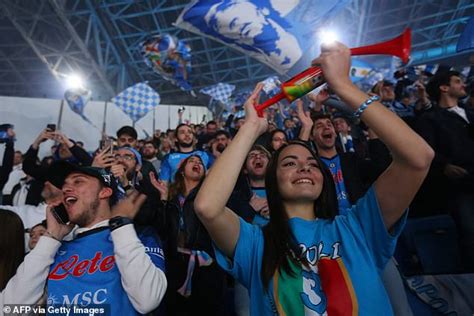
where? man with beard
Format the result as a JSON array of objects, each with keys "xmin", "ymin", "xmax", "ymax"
[
  {"xmin": 142, "ymin": 141, "xmax": 160, "ymax": 174},
  {"xmin": 159, "ymin": 124, "xmax": 214, "ymax": 185},
  {"xmin": 210, "ymin": 130, "xmax": 231, "ymax": 158},
  {"xmin": 417, "ymin": 71, "xmax": 474, "ymax": 270},
  {"xmin": 43, "ymin": 161, "xmax": 167, "ymax": 314},
  {"xmin": 112, "ymin": 146, "xmax": 143, "ymax": 189},
  {"xmin": 116, "ymin": 126, "xmax": 158, "ymax": 185},
  {"xmin": 197, "ymin": 120, "xmax": 218, "ymax": 150}
]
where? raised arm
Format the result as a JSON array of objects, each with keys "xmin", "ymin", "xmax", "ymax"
[
  {"xmin": 194, "ymin": 84, "xmax": 268, "ymax": 258},
  {"xmin": 313, "ymin": 43, "xmax": 434, "ymax": 230},
  {"xmin": 0, "ymin": 133, "xmax": 14, "ymax": 191}
]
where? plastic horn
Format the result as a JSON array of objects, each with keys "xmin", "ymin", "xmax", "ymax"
[{"xmin": 255, "ymin": 28, "xmax": 412, "ymax": 117}]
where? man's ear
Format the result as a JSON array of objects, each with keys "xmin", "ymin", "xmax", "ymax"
[
  {"xmin": 99, "ymin": 187, "xmax": 113, "ymax": 199},
  {"xmin": 440, "ymin": 84, "xmax": 450, "ymax": 93}
]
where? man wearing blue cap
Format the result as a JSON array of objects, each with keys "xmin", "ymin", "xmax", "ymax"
[
  {"xmin": 112, "ymin": 146, "xmax": 143, "ymax": 189},
  {"xmin": 38, "ymin": 161, "xmax": 167, "ymax": 315}
]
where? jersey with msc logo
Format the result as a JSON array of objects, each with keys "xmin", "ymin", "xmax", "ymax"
[{"xmin": 47, "ymin": 226, "xmax": 165, "ymax": 315}]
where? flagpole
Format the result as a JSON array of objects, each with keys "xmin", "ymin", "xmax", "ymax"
[
  {"xmin": 102, "ymin": 101, "xmax": 108, "ymax": 138},
  {"xmin": 57, "ymin": 99, "xmax": 65, "ymax": 131},
  {"xmin": 152, "ymin": 106, "xmax": 156, "ymax": 136},
  {"xmin": 167, "ymin": 105, "xmax": 170, "ymax": 130}
]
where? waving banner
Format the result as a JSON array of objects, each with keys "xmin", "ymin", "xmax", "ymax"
[
  {"xmin": 64, "ymin": 88, "xmax": 93, "ymax": 124},
  {"xmin": 176, "ymin": 0, "xmax": 350, "ymax": 74},
  {"xmin": 112, "ymin": 82, "xmax": 161, "ymax": 123},
  {"xmin": 140, "ymin": 34, "xmax": 193, "ymax": 93},
  {"xmin": 200, "ymin": 82, "xmax": 236, "ymax": 110}
]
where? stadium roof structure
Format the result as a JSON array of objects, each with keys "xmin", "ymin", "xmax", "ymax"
[{"xmin": 0, "ymin": 0, "xmax": 472, "ymax": 104}]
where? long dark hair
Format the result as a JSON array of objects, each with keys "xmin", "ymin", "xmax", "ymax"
[
  {"xmin": 0, "ymin": 210, "xmax": 25, "ymax": 290},
  {"xmin": 169, "ymin": 155, "xmax": 205, "ymax": 200},
  {"xmin": 261, "ymin": 141, "xmax": 338, "ymax": 288}
]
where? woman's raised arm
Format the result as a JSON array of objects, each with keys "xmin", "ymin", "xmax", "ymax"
[
  {"xmin": 313, "ymin": 42, "xmax": 434, "ymax": 230},
  {"xmin": 194, "ymin": 84, "xmax": 268, "ymax": 257}
]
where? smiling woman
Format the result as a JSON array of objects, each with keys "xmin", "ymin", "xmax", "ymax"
[{"xmin": 194, "ymin": 41, "xmax": 434, "ymax": 316}]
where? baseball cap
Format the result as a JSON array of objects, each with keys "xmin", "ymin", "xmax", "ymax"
[{"xmin": 48, "ymin": 161, "xmax": 119, "ymax": 203}]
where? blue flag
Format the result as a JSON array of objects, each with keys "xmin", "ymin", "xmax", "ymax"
[
  {"xmin": 139, "ymin": 34, "xmax": 193, "ymax": 92},
  {"xmin": 457, "ymin": 15, "xmax": 474, "ymax": 52},
  {"xmin": 112, "ymin": 82, "xmax": 161, "ymax": 122},
  {"xmin": 200, "ymin": 83, "xmax": 235, "ymax": 109},
  {"xmin": 262, "ymin": 76, "xmax": 281, "ymax": 97},
  {"xmin": 350, "ymin": 59, "xmax": 375, "ymax": 83},
  {"xmin": 176, "ymin": 0, "xmax": 350, "ymax": 74},
  {"xmin": 64, "ymin": 88, "xmax": 93, "ymax": 124}
]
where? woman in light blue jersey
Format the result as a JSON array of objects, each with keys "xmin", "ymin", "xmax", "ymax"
[{"xmin": 194, "ymin": 42, "xmax": 434, "ymax": 315}]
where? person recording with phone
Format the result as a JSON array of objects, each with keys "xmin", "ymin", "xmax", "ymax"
[
  {"xmin": 24, "ymin": 161, "xmax": 167, "ymax": 314},
  {"xmin": 22, "ymin": 126, "xmax": 92, "ymax": 183}
]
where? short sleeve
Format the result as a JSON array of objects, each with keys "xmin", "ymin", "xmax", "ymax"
[
  {"xmin": 347, "ymin": 186, "xmax": 407, "ymax": 273},
  {"xmin": 214, "ymin": 217, "xmax": 263, "ymax": 288}
]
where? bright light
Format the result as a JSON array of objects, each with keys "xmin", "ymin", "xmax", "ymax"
[
  {"xmin": 319, "ymin": 30, "xmax": 339, "ymax": 45},
  {"xmin": 65, "ymin": 74, "xmax": 84, "ymax": 89}
]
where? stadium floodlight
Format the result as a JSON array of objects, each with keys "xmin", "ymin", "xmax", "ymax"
[{"xmin": 65, "ymin": 74, "xmax": 84, "ymax": 90}]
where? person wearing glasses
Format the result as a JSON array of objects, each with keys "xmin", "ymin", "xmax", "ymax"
[{"xmin": 92, "ymin": 145, "xmax": 142, "ymax": 191}]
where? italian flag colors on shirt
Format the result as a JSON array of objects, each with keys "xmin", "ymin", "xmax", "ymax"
[{"xmin": 273, "ymin": 257, "xmax": 358, "ymax": 315}]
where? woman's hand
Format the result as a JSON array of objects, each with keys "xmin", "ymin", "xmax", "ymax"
[
  {"xmin": 244, "ymin": 83, "xmax": 268, "ymax": 136},
  {"xmin": 149, "ymin": 171, "xmax": 168, "ymax": 201},
  {"xmin": 311, "ymin": 42, "xmax": 353, "ymax": 95}
]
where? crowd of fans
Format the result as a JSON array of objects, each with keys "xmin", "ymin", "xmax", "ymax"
[{"xmin": 0, "ymin": 42, "xmax": 472, "ymax": 315}]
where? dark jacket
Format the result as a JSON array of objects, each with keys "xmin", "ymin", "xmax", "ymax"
[
  {"xmin": 411, "ymin": 106, "xmax": 474, "ymax": 215},
  {"xmin": 23, "ymin": 145, "xmax": 92, "ymax": 182},
  {"xmin": 416, "ymin": 106, "xmax": 474, "ymax": 179},
  {"xmin": 148, "ymin": 187, "xmax": 227, "ymax": 315},
  {"xmin": 0, "ymin": 140, "xmax": 14, "ymax": 191},
  {"xmin": 5, "ymin": 179, "xmax": 44, "ymax": 206}
]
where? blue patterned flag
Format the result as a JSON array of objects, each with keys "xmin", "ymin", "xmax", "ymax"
[
  {"xmin": 231, "ymin": 90, "xmax": 252, "ymax": 108},
  {"xmin": 64, "ymin": 88, "xmax": 93, "ymax": 124},
  {"xmin": 457, "ymin": 15, "xmax": 474, "ymax": 52},
  {"xmin": 200, "ymin": 83, "xmax": 235, "ymax": 108},
  {"xmin": 262, "ymin": 76, "xmax": 281, "ymax": 97},
  {"xmin": 176, "ymin": 0, "xmax": 350, "ymax": 74},
  {"xmin": 112, "ymin": 82, "xmax": 161, "ymax": 122},
  {"xmin": 139, "ymin": 34, "xmax": 193, "ymax": 92}
]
